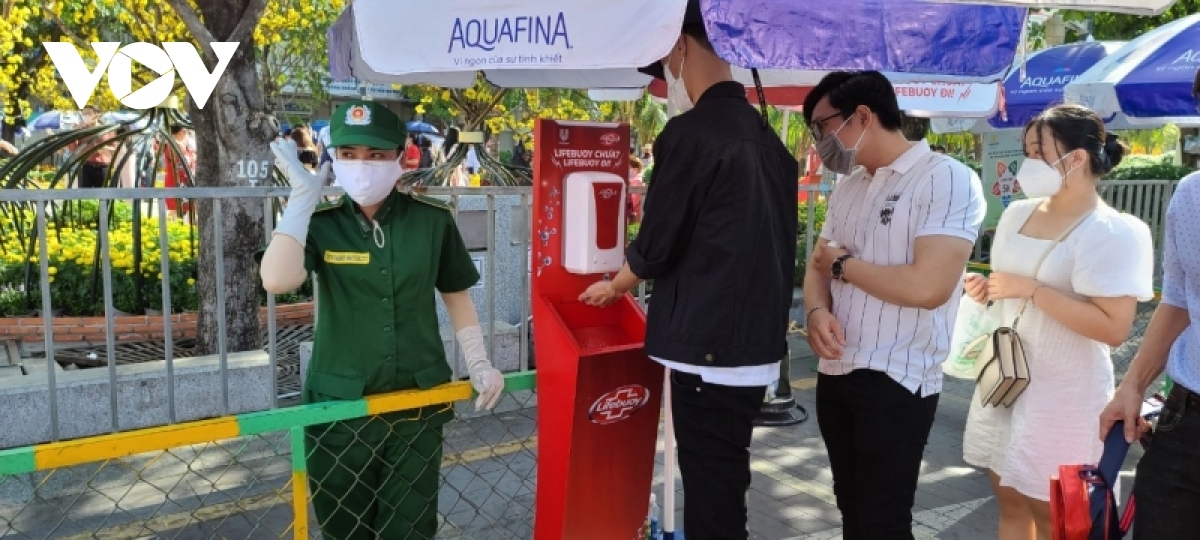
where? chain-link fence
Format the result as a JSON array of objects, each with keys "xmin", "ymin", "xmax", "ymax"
[{"xmin": 0, "ymin": 376, "xmax": 540, "ymax": 539}]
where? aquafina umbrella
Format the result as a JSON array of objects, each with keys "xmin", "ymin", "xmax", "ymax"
[
  {"xmin": 931, "ymin": 41, "xmax": 1129, "ymax": 134},
  {"xmin": 1065, "ymin": 13, "xmax": 1200, "ymax": 127}
]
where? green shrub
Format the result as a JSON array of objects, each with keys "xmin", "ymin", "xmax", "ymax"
[
  {"xmin": 1106, "ymin": 154, "xmax": 1193, "ymax": 181},
  {"xmin": 796, "ymin": 199, "xmax": 827, "ymax": 287}
]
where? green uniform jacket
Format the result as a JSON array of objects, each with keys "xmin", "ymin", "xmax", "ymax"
[{"xmin": 285, "ymin": 191, "xmax": 480, "ymax": 426}]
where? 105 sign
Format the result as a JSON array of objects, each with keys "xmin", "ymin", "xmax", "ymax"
[{"xmin": 44, "ymin": 42, "xmax": 239, "ymax": 110}]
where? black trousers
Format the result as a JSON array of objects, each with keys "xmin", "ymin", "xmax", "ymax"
[
  {"xmin": 79, "ymin": 162, "xmax": 107, "ymax": 188},
  {"xmin": 816, "ymin": 370, "xmax": 939, "ymax": 540},
  {"xmin": 671, "ymin": 370, "xmax": 765, "ymax": 540}
]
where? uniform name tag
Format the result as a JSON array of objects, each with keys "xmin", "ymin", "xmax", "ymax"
[{"xmin": 324, "ymin": 251, "xmax": 371, "ymax": 264}]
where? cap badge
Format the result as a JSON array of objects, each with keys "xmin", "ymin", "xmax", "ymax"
[{"xmin": 345, "ymin": 105, "xmax": 371, "ymax": 126}]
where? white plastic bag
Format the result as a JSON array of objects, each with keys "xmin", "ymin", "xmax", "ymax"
[{"xmin": 945, "ymin": 295, "xmax": 1001, "ymax": 379}]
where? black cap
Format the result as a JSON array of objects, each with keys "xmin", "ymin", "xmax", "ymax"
[{"xmin": 638, "ymin": 0, "xmax": 703, "ymax": 80}]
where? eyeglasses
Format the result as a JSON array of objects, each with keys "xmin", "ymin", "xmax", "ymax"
[{"xmin": 810, "ymin": 111, "xmax": 846, "ymax": 140}]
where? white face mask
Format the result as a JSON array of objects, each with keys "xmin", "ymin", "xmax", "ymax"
[
  {"xmin": 665, "ymin": 50, "xmax": 693, "ymax": 116},
  {"xmin": 1016, "ymin": 154, "xmax": 1075, "ymax": 199},
  {"xmin": 331, "ymin": 158, "xmax": 401, "ymax": 206}
]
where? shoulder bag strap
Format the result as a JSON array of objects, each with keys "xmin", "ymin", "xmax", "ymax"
[{"xmin": 1011, "ymin": 208, "xmax": 1096, "ymax": 329}]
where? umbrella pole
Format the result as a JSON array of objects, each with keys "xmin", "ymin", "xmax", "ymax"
[
  {"xmin": 780, "ymin": 109, "xmax": 791, "ymax": 141},
  {"xmin": 662, "ymin": 366, "xmax": 677, "ymax": 539}
]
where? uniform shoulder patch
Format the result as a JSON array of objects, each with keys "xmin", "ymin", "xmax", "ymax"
[
  {"xmin": 313, "ymin": 198, "xmax": 344, "ymax": 213},
  {"xmin": 410, "ymin": 194, "xmax": 453, "ymax": 211}
]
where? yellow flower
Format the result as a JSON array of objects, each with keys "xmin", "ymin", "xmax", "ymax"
[
  {"xmin": 187, "ymin": 278, "xmax": 196, "ymax": 286},
  {"xmin": 47, "ymin": 267, "xmax": 57, "ymax": 275}
]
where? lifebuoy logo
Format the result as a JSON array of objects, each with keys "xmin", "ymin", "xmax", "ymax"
[
  {"xmin": 588, "ymin": 385, "xmax": 651, "ymax": 425},
  {"xmin": 599, "ymin": 132, "xmax": 620, "ymax": 146},
  {"xmin": 598, "ymin": 187, "xmax": 618, "ymax": 199}
]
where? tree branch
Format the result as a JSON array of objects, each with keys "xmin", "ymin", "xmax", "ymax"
[
  {"xmin": 42, "ymin": 8, "xmax": 94, "ymax": 49},
  {"xmin": 162, "ymin": 0, "xmax": 217, "ymax": 55},
  {"xmin": 228, "ymin": 0, "xmax": 270, "ymax": 46}
]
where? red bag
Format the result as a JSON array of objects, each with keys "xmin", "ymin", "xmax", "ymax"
[{"xmin": 1050, "ymin": 422, "xmax": 1138, "ymax": 540}]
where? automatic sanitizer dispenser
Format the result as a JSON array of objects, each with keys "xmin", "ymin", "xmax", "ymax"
[{"xmin": 562, "ymin": 171, "xmax": 626, "ymax": 274}]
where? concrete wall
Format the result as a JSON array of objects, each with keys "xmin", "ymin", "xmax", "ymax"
[
  {"xmin": 434, "ymin": 195, "xmax": 530, "ymax": 329},
  {"xmin": 0, "ymin": 351, "xmax": 274, "ymax": 450}
]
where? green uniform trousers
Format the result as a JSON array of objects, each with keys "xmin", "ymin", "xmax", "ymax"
[{"xmin": 305, "ymin": 413, "xmax": 444, "ymax": 540}]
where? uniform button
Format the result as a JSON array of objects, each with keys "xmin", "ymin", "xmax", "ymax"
[
  {"xmin": 380, "ymin": 269, "xmax": 389, "ymax": 276},
  {"xmin": 382, "ymin": 297, "xmax": 389, "ymax": 303},
  {"xmin": 383, "ymin": 326, "xmax": 391, "ymax": 332},
  {"xmin": 704, "ymin": 354, "xmax": 715, "ymax": 363}
]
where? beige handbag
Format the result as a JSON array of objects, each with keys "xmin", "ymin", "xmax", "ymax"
[{"xmin": 973, "ymin": 210, "xmax": 1094, "ymax": 408}]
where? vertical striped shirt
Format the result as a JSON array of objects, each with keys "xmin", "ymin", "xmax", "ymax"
[
  {"xmin": 818, "ymin": 141, "xmax": 985, "ymax": 396},
  {"xmin": 1162, "ymin": 171, "xmax": 1200, "ymax": 394}
]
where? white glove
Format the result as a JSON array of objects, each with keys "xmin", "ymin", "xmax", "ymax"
[
  {"xmin": 270, "ymin": 139, "xmax": 330, "ymax": 246},
  {"xmin": 456, "ymin": 325, "xmax": 504, "ymax": 411}
]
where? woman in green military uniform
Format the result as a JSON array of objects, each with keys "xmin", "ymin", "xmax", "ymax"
[{"xmin": 260, "ymin": 101, "xmax": 504, "ymax": 539}]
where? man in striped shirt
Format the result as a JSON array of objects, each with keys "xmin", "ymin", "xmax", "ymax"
[{"xmin": 802, "ymin": 71, "xmax": 985, "ymax": 539}]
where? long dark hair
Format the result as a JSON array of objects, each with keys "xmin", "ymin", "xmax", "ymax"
[{"xmin": 1024, "ymin": 103, "xmax": 1127, "ymax": 177}]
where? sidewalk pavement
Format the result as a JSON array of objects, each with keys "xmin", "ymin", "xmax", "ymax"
[{"xmin": 51, "ymin": 334, "xmax": 1140, "ymax": 539}]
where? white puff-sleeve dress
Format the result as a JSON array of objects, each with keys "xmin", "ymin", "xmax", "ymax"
[{"xmin": 962, "ymin": 199, "xmax": 1154, "ymax": 501}]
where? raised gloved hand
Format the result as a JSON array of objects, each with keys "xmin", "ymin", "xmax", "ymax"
[
  {"xmin": 270, "ymin": 138, "xmax": 330, "ymax": 246},
  {"xmin": 456, "ymin": 326, "xmax": 504, "ymax": 410}
]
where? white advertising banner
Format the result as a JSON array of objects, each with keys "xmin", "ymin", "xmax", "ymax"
[
  {"xmin": 892, "ymin": 82, "xmax": 1000, "ymax": 118},
  {"xmin": 351, "ymin": 0, "xmax": 686, "ymax": 75}
]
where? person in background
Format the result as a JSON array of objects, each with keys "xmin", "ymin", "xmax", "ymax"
[
  {"xmin": 579, "ymin": 2, "xmax": 798, "ymax": 535},
  {"xmin": 627, "ymin": 155, "xmax": 645, "ymax": 224},
  {"xmin": 260, "ymin": 100, "xmax": 503, "ymax": 539},
  {"xmin": 510, "ymin": 141, "xmax": 529, "ymax": 168},
  {"xmin": 317, "ymin": 124, "xmax": 333, "ymax": 166},
  {"xmin": 804, "ymin": 70, "xmax": 985, "ymax": 539},
  {"xmin": 161, "ymin": 125, "xmax": 196, "ymax": 215},
  {"xmin": 641, "ymin": 143, "xmax": 654, "ymax": 168},
  {"xmin": 964, "ymin": 104, "xmax": 1152, "ymax": 540},
  {"xmin": 1097, "ymin": 68, "xmax": 1200, "ymax": 540},
  {"xmin": 418, "ymin": 136, "xmax": 435, "ymax": 169},
  {"xmin": 291, "ymin": 129, "xmax": 319, "ymax": 172},
  {"xmin": 69, "ymin": 105, "xmax": 117, "ymax": 188},
  {"xmin": 403, "ymin": 133, "xmax": 422, "ymax": 170}
]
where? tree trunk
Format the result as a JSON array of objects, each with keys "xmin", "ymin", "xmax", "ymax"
[{"xmin": 185, "ymin": 0, "xmax": 275, "ymax": 355}]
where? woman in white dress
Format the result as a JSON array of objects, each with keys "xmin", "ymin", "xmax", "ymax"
[{"xmin": 961, "ymin": 104, "xmax": 1154, "ymax": 540}]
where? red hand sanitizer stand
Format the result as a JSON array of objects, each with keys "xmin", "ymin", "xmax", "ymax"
[{"xmin": 531, "ymin": 119, "xmax": 664, "ymax": 539}]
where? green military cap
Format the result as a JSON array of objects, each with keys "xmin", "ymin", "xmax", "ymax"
[{"xmin": 329, "ymin": 100, "xmax": 406, "ymax": 150}]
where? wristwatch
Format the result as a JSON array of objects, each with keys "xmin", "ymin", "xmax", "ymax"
[{"xmin": 831, "ymin": 254, "xmax": 854, "ymax": 283}]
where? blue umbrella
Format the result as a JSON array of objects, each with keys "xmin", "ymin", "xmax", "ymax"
[
  {"xmin": 1066, "ymin": 13, "xmax": 1200, "ymax": 125},
  {"xmin": 406, "ymin": 121, "xmax": 439, "ymax": 135},
  {"xmin": 31, "ymin": 110, "xmax": 75, "ymax": 130}
]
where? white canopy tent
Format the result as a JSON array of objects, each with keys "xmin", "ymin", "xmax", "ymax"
[{"xmin": 329, "ymin": 0, "xmax": 1027, "ymax": 90}]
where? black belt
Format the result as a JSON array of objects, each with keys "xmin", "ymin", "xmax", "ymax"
[{"xmin": 1168, "ymin": 383, "xmax": 1200, "ymax": 411}]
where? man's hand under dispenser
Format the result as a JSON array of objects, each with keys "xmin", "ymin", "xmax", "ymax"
[{"xmin": 579, "ymin": 263, "xmax": 641, "ymax": 307}]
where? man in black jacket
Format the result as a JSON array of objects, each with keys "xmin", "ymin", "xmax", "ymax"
[{"xmin": 579, "ymin": 4, "xmax": 798, "ymax": 537}]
